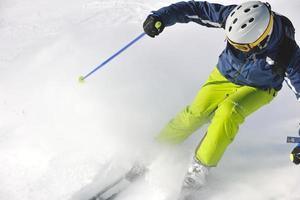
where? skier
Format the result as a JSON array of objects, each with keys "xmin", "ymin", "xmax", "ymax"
[{"xmin": 143, "ymin": 0, "xmax": 300, "ymax": 193}]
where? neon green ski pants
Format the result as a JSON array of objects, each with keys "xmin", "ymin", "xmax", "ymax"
[{"xmin": 157, "ymin": 67, "xmax": 277, "ymax": 167}]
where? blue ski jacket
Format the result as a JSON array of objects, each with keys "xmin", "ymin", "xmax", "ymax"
[{"xmin": 151, "ymin": 1, "xmax": 300, "ymax": 101}]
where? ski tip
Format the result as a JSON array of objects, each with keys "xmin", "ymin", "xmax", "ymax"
[{"xmin": 78, "ymin": 76, "xmax": 85, "ymax": 83}]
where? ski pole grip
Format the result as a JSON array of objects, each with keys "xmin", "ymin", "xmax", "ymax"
[
  {"xmin": 290, "ymin": 146, "xmax": 300, "ymax": 165},
  {"xmin": 155, "ymin": 21, "xmax": 162, "ymax": 29}
]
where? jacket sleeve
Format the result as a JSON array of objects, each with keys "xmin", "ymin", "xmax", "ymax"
[
  {"xmin": 152, "ymin": 1, "xmax": 236, "ymax": 28},
  {"xmin": 285, "ymin": 45, "xmax": 300, "ymax": 101}
]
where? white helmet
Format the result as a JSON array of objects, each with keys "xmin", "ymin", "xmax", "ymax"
[{"xmin": 225, "ymin": 1, "xmax": 273, "ymax": 50}]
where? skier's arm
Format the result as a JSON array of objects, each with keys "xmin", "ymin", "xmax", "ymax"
[
  {"xmin": 143, "ymin": 1, "xmax": 236, "ymax": 37},
  {"xmin": 152, "ymin": 1, "xmax": 236, "ymax": 28},
  {"xmin": 285, "ymin": 44, "xmax": 300, "ymax": 101},
  {"xmin": 285, "ymin": 41, "xmax": 300, "ymax": 165}
]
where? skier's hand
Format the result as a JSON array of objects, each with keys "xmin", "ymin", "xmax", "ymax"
[
  {"xmin": 143, "ymin": 15, "xmax": 164, "ymax": 38},
  {"xmin": 290, "ymin": 145, "xmax": 300, "ymax": 165}
]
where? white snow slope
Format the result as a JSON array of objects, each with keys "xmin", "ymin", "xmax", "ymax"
[{"xmin": 0, "ymin": 0, "xmax": 299, "ymax": 200}]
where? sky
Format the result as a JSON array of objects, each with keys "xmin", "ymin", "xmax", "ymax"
[{"xmin": 0, "ymin": 0, "xmax": 299, "ymax": 200}]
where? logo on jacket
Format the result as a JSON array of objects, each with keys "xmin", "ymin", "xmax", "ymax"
[{"xmin": 266, "ymin": 57, "xmax": 275, "ymax": 65}]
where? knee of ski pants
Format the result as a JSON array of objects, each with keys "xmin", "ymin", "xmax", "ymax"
[
  {"xmin": 156, "ymin": 106, "xmax": 211, "ymax": 144},
  {"xmin": 213, "ymin": 100, "xmax": 245, "ymax": 141}
]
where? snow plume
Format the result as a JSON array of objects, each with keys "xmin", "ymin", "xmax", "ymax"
[{"xmin": 0, "ymin": 0, "xmax": 299, "ymax": 200}]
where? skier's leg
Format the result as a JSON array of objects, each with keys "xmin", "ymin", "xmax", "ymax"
[
  {"xmin": 156, "ymin": 106, "xmax": 209, "ymax": 144},
  {"xmin": 195, "ymin": 86, "xmax": 277, "ymax": 167},
  {"xmin": 156, "ymin": 68, "xmax": 234, "ymax": 144}
]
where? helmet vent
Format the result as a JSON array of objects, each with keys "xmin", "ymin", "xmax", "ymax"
[
  {"xmin": 233, "ymin": 18, "xmax": 238, "ymax": 24},
  {"xmin": 249, "ymin": 18, "xmax": 254, "ymax": 23},
  {"xmin": 229, "ymin": 26, "xmax": 232, "ymax": 32},
  {"xmin": 244, "ymin": 8, "xmax": 251, "ymax": 13},
  {"xmin": 237, "ymin": 5, "xmax": 242, "ymax": 10},
  {"xmin": 230, "ymin": 11, "xmax": 235, "ymax": 17},
  {"xmin": 241, "ymin": 24, "xmax": 247, "ymax": 29},
  {"xmin": 253, "ymin": 4, "xmax": 259, "ymax": 8}
]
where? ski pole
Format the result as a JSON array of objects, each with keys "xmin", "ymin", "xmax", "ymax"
[{"xmin": 79, "ymin": 32, "xmax": 146, "ymax": 83}]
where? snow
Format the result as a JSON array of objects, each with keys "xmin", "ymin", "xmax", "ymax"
[{"xmin": 0, "ymin": 0, "xmax": 299, "ymax": 200}]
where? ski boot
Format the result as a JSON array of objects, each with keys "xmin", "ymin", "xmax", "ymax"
[{"xmin": 178, "ymin": 159, "xmax": 209, "ymax": 200}]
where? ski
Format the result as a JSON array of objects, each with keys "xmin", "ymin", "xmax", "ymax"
[
  {"xmin": 88, "ymin": 163, "xmax": 147, "ymax": 200},
  {"xmin": 177, "ymin": 191, "xmax": 194, "ymax": 200},
  {"xmin": 88, "ymin": 176, "xmax": 124, "ymax": 200},
  {"xmin": 287, "ymin": 136, "xmax": 300, "ymax": 143}
]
